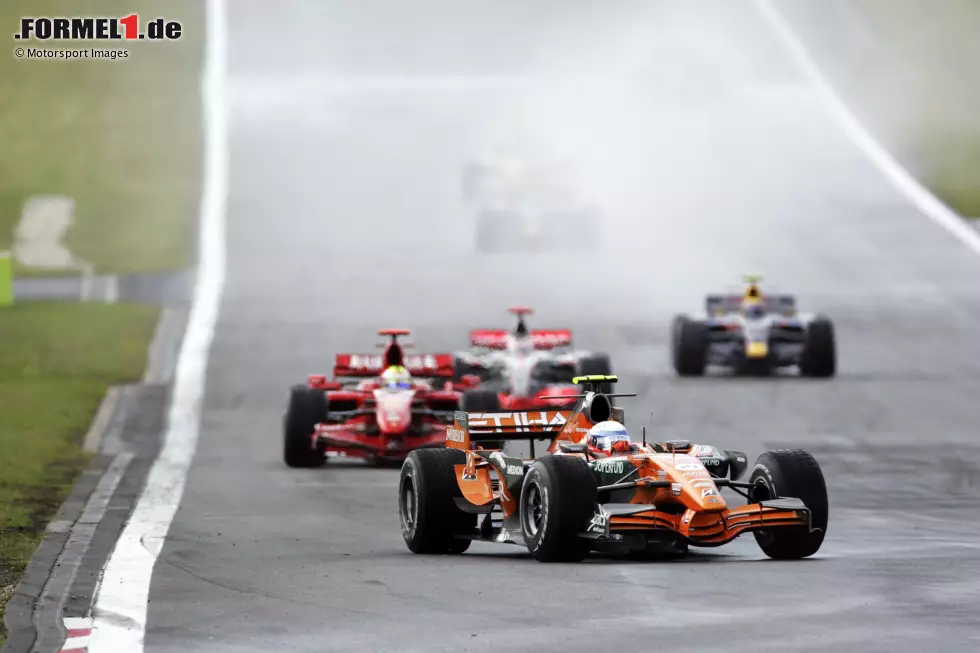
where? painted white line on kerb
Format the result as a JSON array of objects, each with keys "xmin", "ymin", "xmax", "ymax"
[
  {"xmin": 86, "ymin": 0, "xmax": 228, "ymax": 650},
  {"xmin": 755, "ymin": 0, "xmax": 980, "ymax": 257}
]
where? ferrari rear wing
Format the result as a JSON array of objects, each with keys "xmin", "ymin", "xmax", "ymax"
[
  {"xmin": 446, "ymin": 410, "xmax": 574, "ymax": 449},
  {"xmin": 333, "ymin": 353, "xmax": 455, "ymax": 379}
]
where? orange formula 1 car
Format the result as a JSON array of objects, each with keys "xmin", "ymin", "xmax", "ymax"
[{"xmin": 397, "ymin": 375, "xmax": 828, "ymax": 562}]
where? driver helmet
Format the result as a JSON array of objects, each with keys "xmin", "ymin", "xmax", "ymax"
[
  {"xmin": 381, "ymin": 365, "xmax": 412, "ymax": 390},
  {"xmin": 742, "ymin": 299, "xmax": 766, "ymax": 320},
  {"xmin": 587, "ymin": 421, "xmax": 632, "ymax": 455}
]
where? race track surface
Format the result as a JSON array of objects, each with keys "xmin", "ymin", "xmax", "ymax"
[{"xmin": 144, "ymin": 2, "xmax": 980, "ymax": 651}]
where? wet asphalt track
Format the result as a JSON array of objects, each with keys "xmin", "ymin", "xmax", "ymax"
[{"xmin": 145, "ymin": 2, "xmax": 980, "ymax": 651}]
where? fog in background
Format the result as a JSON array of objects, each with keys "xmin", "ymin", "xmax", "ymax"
[
  {"xmin": 221, "ymin": 0, "xmax": 976, "ymax": 326},
  {"xmin": 777, "ymin": 0, "xmax": 980, "ymax": 213}
]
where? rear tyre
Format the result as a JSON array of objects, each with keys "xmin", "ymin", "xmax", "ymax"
[
  {"xmin": 671, "ymin": 315, "xmax": 708, "ymax": 376},
  {"xmin": 283, "ymin": 385, "xmax": 328, "ymax": 468},
  {"xmin": 399, "ymin": 449, "xmax": 476, "ymax": 554},
  {"xmin": 461, "ymin": 389, "xmax": 504, "ymax": 449},
  {"xmin": 799, "ymin": 316, "xmax": 836, "ymax": 378},
  {"xmin": 749, "ymin": 449, "xmax": 829, "ymax": 559},
  {"xmin": 520, "ymin": 455, "xmax": 597, "ymax": 562},
  {"xmin": 576, "ymin": 354, "xmax": 614, "ymax": 393},
  {"xmin": 452, "ymin": 356, "xmax": 487, "ymax": 383}
]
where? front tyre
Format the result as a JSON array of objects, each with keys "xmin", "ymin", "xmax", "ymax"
[
  {"xmin": 671, "ymin": 315, "xmax": 708, "ymax": 377},
  {"xmin": 520, "ymin": 455, "xmax": 597, "ymax": 562},
  {"xmin": 799, "ymin": 316, "xmax": 836, "ymax": 377},
  {"xmin": 399, "ymin": 449, "xmax": 476, "ymax": 554},
  {"xmin": 749, "ymin": 449, "xmax": 829, "ymax": 559},
  {"xmin": 283, "ymin": 385, "xmax": 327, "ymax": 468}
]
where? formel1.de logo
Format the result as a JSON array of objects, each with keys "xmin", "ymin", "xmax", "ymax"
[{"xmin": 14, "ymin": 15, "xmax": 182, "ymax": 41}]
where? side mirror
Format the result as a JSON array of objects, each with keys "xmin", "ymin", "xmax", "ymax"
[{"xmin": 725, "ymin": 450, "xmax": 748, "ymax": 480}]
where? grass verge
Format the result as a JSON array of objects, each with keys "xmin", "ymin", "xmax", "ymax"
[
  {"xmin": 0, "ymin": 0, "xmax": 203, "ymax": 274},
  {"xmin": 0, "ymin": 302, "xmax": 159, "ymax": 647},
  {"xmin": 785, "ymin": 0, "xmax": 980, "ymax": 217}
]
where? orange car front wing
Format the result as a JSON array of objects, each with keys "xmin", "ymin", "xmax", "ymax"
[{"xmin": 588, "ymin": 498, "xmax": 814, "ymax": 548}]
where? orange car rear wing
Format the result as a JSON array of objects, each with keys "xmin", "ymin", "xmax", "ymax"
[
  {"xmin": 445, "ymin": 377, "xmax": 636, "ymax": 451},
  {"xmin": 446, "ymin": 410, "xmax": 574, "ymax": 450}
]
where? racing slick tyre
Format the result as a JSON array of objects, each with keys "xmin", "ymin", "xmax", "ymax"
[
  {"xmin": 671, "ymin": 315, "xmax": 708, "ymax": 376},
  {"xmin": 749, "ymin": 449, "xmax": 829, "ymax": 559},
  {"xmin": 399, "ymin": 449, "xmax": 476, "ymax": 554},
  {"xmin": 576, "ymin": 354, "xmax": 614, "ymax": 393},
  {"xmin": 461, "ymin": 389, "xmax": 504, "ymax": 449},
  {"xmin": 452, "ymin": 356, "xmax": 487, "ymax": 383},
  {"xmin": 520, "ymin": 455, "xmax": 597, "ymax": 562},
  {"xmin": 283, "ymin": 385, "xmax": 328, "ymax": 468},
  {"xmin": 799, "ymin": 316, "xmax": 836, "ymax": 378}
]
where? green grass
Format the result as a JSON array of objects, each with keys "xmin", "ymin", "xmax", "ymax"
[
  {"xmin": 856, "ymin": 0, "xmax": 980, "ymax": 217},
  {"xmin": 0, "ymin": 302, "xmax": 160, "ymax": 646},
  {"xmin": 0, "ymin": 2, "xmax": 204, "ymax": 644},
  {"xmin": 0, "ymin": 1, "xmax": 204, "ymax": 274},
  {"xmin": 788, "ymin": 0, "xmax": 980, "ymax": 217}
]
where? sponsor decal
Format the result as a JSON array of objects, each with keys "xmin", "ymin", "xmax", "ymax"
[
  {"xmin": 468, "ymin": 411, "xmax": 568, "ymax": 433},
  {"xmin": 348, "ymin": 354, "xmax": 438, "ymax": 370},
  {"xmin": 692, "ymin": 481, "xmax": 714, "ymax": 488},
  {"xmin": 701, "ymin": 487, "xmax": 719, "ymax": 498},
  {"xmin": 736, "ymin": 456, "xmax": 746, "ymax": 463},
  {"xmin": 674, "ymin": 462, "xmax": 703, "ymax": 471},
  {"xmin": 506, "ymin": 464, "xmax": 524, "ymax": 476},
  {"xmin": 657, "ymin": 469, "xmax": 667, "ymax": 479},
  {"xmin": 706, "ymin": 496, "xmax": 723, "ymax": 504},
  {"xmin": 671, "ymin": 483, "xmax": 682, "ymax": 496},
  {"xmin": 692, "ymin": 445, "xmax": 719, "ymax": 456},
  {"xmin": 530, "ymin": 331, "xmax": 572, "ymax": 347},
  {"xmin": 472, "ymin": 332, "xmax": 506, "ymax": 347},
  {"xmin": 592, "ymin": 459, "xmax": 625, "ymax": 474},
  {"xmin": 446, "ymin": 428, "xmax": 466, "ymax": 443},
  {"xmin": 701, "ymin": 458, "xmax": 721, "ymax": 467},
  {"xmin": 588, "ymin": 513, "xmax": 608, "ymax": 533},
  {"xmin": 683, "ymin": 469, "xmax": 711, "ymax": 479}
]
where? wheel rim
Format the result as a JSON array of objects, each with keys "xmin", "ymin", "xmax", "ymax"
[
  {"xmin": 399, "ymin": 476, "xmax": 418, "ymax": 536},
  {"xmin": 522, "ymin": 481, "xmax": 546, "ymax": 539}
]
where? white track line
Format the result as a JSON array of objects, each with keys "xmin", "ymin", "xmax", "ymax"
[
  {"xmin": 86, "ymin": 0, "xmax": 227, "ymax": 650},
  {"xmin": 755, "ymin": 0, "xmax": 980, "ymax": 257}
]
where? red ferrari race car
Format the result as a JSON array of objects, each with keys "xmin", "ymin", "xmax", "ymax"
[
  {"xmin": 282, "ymin": 329, "xmax": 479, "ymax": 468},
  {"xmin": 452, "ymin": 307, "xmax": 615, "ymax": 416}
]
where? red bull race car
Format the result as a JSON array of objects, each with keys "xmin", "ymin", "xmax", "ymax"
[
  {"xmin": 672, "ymin": 276, "xmax": 836, "ymax": 377},
  {"xmin": 282, "ymin": 329, "xmax": 479, "ymax": 467}
]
